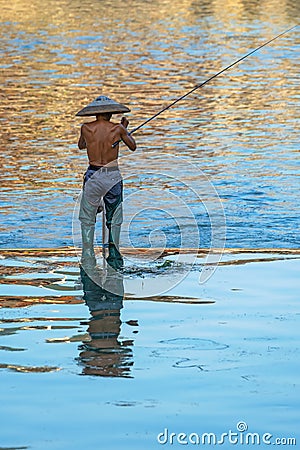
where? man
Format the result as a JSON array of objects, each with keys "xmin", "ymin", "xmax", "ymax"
[{"xmin": 76, "ymin": 95, "xmax": 136, "ymax": 271}]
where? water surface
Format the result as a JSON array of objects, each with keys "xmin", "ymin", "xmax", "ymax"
[
  {"xmin": 0, "ymin": 0, "xmax": 299, "ymax": 248},
  {"xmin": 0, "ymin": 249, "xmax": 299, "ymax": 448}
]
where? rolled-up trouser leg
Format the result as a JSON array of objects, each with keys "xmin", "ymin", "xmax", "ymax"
[
  {"xmin": 104, "ymin": 197, "xmax": 123, "ymax": 270},
  {"xmin": 79, "ymin": 193, "xmax": 99, "ymax": 269}
]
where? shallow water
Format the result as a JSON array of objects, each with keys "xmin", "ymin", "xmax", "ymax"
[
  {"xmin": 0, "ymin": 0, "xmax": 299, "ymax": 249},
  {"xmin": 0, "ymin": 249, "xmax": 299, "ymax": 449}
]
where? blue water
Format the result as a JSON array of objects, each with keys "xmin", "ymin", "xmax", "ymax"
[
  {"xmin": 0, "ymin": 250, "xmax": 299, "ymax": 449},
  {"xmin": 0, "ymin": 0, "xmax": 299, "ymax": 249}
]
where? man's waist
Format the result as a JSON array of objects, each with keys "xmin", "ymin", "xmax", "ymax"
[{"xmin": 88, "ymin": 164, "xmax": 119, "ymax": 172}]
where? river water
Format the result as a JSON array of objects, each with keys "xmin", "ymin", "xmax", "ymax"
[
  {"xmin": 0, "ymin": 4, "xmax": 300, "ymax": 448},
  {"xmin": 0, "ymin": 0, "xmax": 299, "ymax": 250},
  {"xmin": 0, "ymin": 248, "xmax": 300, "ymax": 449}
]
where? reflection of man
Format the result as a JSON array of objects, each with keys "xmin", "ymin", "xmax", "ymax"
[
  {"xmin": 79, "ymin": 267, "xmax": 134, "ymax": 377},
  {"xmin": 76, "ymin": 96, "xmax": 136, "ymax": 271}
]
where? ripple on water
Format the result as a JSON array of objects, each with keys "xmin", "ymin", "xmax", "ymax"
[{"xmin": 0, "ymin": 0, "xmax": 299, "ymax": 249}]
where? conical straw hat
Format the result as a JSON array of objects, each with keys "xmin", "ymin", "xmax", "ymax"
[{"xmin": 76, "ymin": 95, "xmax": 130, "ymax": 116}]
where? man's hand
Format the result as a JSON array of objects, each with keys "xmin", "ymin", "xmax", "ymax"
[{"xmin": 121, "ymin": 116, "xmax": 129, "ymax": 129}]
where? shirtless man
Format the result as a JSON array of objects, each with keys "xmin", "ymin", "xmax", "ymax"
[
  {"xmin": 78, "ymin": 114, "xmax": 136, "ymax": 166},
  {"xmin": 76, "ymin": 96, "xmax": 136, "ymax": 271}
]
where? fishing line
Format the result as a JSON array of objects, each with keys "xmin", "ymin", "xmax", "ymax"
[{"xmin": 113, "ymin": 24, "xmax": 298, "ymax": 148}]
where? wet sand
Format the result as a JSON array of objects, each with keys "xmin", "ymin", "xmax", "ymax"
[{"xmin": 0, "ymin": 248, "xmax": 299, "ymax": 449}]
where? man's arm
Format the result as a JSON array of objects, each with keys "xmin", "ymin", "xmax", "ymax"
[
  {"xmin": 119, "ymin": 117, "xmax": 136, "ymax": 151},
  {"xmin": 78, "ymin": 125, "xmax": 87, "ymax": 149}
]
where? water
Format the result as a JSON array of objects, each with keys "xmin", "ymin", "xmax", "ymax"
[
  {"xmin": 0, "ymin": 3, "xmax": 299, "ymax": 445},
  {"xmin": 0, "ymin": 249, "xmax": 299, "ymax": 449},
  {"xmin": 0, "ymin": 0, "xmax": 299, "ymax": 249}
]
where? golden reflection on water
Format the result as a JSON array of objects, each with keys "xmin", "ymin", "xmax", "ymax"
[
  {"xmin": 0, "ymin": 0, "xmax": 299, "ymax": 248},
  {"xmin": 0, "ymin": 362, "xmax": 60, "ymax": 373}
]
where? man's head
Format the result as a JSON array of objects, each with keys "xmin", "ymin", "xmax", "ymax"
[{"xmin": 96, "ymin": 112, "xmax": 112, "ymax": 121}]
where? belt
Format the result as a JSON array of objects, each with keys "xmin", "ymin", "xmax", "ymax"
[{"xmin": 88, "ymin": 164, "xmax": 119, "ymax": 172}]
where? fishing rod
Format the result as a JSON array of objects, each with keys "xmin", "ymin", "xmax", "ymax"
[{"xmin": 112, "ymin": 24, "xmax": 298, "ymax": 148}]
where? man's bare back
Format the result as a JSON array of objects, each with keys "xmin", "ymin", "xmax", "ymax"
[{"xmin": 78, "ymin": 114, "xmax": 136, "ymax": 166}]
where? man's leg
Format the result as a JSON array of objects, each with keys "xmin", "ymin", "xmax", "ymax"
[
  {"xmin": 104, "ymin": 196, "xmax": 123, "ymax": 270},
  {"xmin": 79, "ymin": 192, "xmax": 99, "ymax": 269}
]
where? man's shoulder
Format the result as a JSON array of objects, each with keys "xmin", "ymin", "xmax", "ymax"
[
  {"xmin": 109, "ymin": 122, "xmax": 125, "ymax": 135},
  {"xmin": 81, "ymin": 121, "xmax": 94, "ymax": 129},
  {"xmin": 109, "ymin": 120, "xmax": 121, "ymax": 128},
  {"xmin": 114, "ymin": 123, "xmax": 127, "ymax": 133}
]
